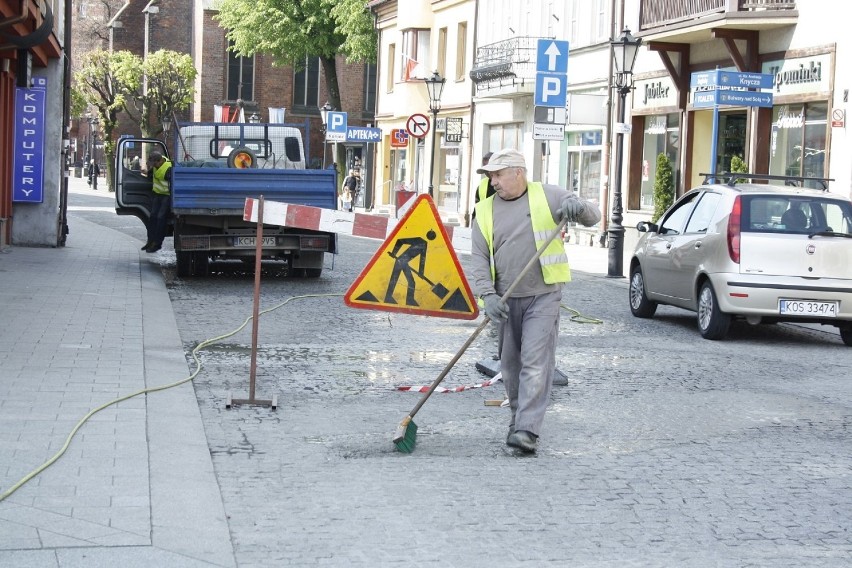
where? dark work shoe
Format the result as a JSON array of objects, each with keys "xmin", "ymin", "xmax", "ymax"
[
  {"xmin": 506, "ymin": 430, "xmax": 537, "ymax": 453},
  {"xmin": 145, "ymin": 244, "xmax": 161, "ymax": 253},
  {"xmin": 141, "ymin": 242, "xmax": 152, "ymax": 251}
]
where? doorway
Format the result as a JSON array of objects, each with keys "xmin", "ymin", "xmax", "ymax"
[{"xmin": 689, "ymin": 109, "xmax": 747, "ymax": 188}]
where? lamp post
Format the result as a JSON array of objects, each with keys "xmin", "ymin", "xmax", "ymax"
[
  {"xmin": 319, "ymin": 101, "xmax": 333, "ymax": 169},
  {"xmin": 607, "ymin": 27, "xmax": 642, "ymax": 278},
  {"xmin": 162, "ymin": 114, "xmax": 172, "ymax": 152},
  {"xmin": 423, "ymin": 70, "xmax": 445, "ymax": 198},
  {"xmin": 87, "ymin": 115, "xmax": 100, "ymax": 168}
]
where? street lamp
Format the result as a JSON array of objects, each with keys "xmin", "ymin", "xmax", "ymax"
[
  {"xmin": 162, "ymin": 113, "xmax": 172, "ymax": 151},
  {"xmin": 607, "ymin": 27, "xmax": 642, "ymax": 278},
  {"xmin": 423, "ymin": 70, "xmax": 445, "ymax": 198},
  {"xmin": 319, "ymin": 101, "xmax": 333, "ymax": 168},
  {"xmin": 87, "ymin": 115, "xmax": 100, "ymax": 168}
]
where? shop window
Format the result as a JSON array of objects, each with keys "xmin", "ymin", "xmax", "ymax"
[
  {"xmin": 565, "ymin": 130, "xmax": 603, "ymax": 209},
  {"xmin": 639, "ymin": 114, "xmax": 680, "ymax": 210},
  {"xmin": 769, "ymin": 102, "xmax": 828, "ymax": 188}
]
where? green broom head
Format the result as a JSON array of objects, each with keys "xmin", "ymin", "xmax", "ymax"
[{"xmin": 393, "ymin": 416, "xmax": 417, "ymax": 453}]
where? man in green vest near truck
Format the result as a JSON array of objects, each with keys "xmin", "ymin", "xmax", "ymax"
[{"xmin": 142, "ymin": 152, "xmax": 173, "ymax": 253}]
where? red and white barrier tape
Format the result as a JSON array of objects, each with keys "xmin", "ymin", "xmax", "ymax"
[
  {"xmin": 243, "ymin": 198, "xmax": 472, "ymax": 251},
  {"xmin": 396, "ymin": 373, "xmax": 502, "ymax": 393}
]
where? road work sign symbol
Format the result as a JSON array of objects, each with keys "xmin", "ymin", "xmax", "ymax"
[{"xmin": 345, "ymin": 195, "xmax": 478, "ymax": 319}]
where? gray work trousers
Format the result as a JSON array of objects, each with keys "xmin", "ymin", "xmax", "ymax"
[{"xmin": 499, "ymin": 290, "xmax": 561, "ymax": 437}]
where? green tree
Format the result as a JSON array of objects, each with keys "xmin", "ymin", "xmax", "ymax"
[
  {"xmin": 121, "ymin": 50, "xmax": 197, "ymax": 139},
  {"xmin": 73, "ymin": 49, "xmax": 136, "ymax": 190},
  {"xmin": 215, "ymin": 0, "xmax": 378, "ymax": 175},
  {"xmin": 729, "ymin": 155, "xmax": 749, "ymax": 184},
  {"xmin": 74, "ymin": 49, "xmax": 197, "ymax": 187},
  {"xmin": 652, "ymin": 153, "xmax": 674, "ymax": 223}
]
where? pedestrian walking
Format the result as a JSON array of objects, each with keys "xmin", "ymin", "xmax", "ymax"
[
  {"xmin": 342, "ymin": 169, "xmax": 358, "ymax": 212},
  {"xmin": 469, "ymin": 148, "xmax": 601, "ymax": 453},
  {"xmin": 89, "ymin": 159, "xmax": 100, "ymax": 190},
  {"xmin": 141, "ymin": 152, "xmax": 172, "ymax": 253}
]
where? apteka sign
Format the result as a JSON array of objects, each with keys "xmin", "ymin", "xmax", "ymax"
[{"xmin": 13, "ymin": 77, "xmax": 47, "ymax": 203}]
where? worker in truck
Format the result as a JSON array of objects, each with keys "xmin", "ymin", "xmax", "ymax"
[{"xmin": 142, "ymin": 152, "xmax": 173, "ymax": 253}]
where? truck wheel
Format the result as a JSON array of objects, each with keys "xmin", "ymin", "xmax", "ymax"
[
  {"xmin": 227, "ymin": 147, "xmax": 257, "ymax": 169},
  {"xmin": 176, "ymin": 250, "xmax": 193, "ymax": 277},
  {"xmin": 193, "ymin": 252, "xmax": 210, "ymax": 276}
]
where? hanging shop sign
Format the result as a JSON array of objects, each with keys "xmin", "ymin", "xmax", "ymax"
[{"xmin": 13, "ymin": 77, "xmax": 47, "ymax": 203}]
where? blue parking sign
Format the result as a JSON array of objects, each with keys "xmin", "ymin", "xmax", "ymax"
[
  {"xmin": 534, "ymin": 73, "xmax": 567, "ymax": 108},
  {"xmin": 326, "ymin": 111, "xmax": 348, "ymax": 142}
]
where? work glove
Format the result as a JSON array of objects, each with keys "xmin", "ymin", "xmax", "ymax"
[
  {"xmin": 559, "ymin": 196, "xmax": 586, "ymax": 223},
  {"xmin": 483, "ymin": 294, "xmax": 509, "ymax": 322}
]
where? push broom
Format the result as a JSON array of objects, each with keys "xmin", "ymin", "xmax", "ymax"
[{"xmin": 393, "ymin": 216, "xmax": 570, "ymax": 452}]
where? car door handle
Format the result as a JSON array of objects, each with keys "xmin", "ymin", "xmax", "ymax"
[
  {"xmin": 666, "ymin": 243, "xmax": 672, "ymax": 249},
  {"xmin": 694, "ymin": 242, "xmax": 702, "ymax": 249}
]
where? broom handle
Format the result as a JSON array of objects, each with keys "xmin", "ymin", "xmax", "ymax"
[{"xmin": 405, "ymin": 216, "xmax": 569, "ymax": 420}]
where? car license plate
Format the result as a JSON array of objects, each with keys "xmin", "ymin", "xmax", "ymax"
[
  {"xmin": 234, "ymin": 236, "xmax": 276, "ymax": 247},
  {"xmin": 778, "ymin": 299, "xmax": 838, "ymax": 317}
]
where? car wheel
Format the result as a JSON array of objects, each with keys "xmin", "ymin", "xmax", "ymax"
[
  {"xmin": 629, "ymin": 265, "xmax": 657, "ymax": 318},
  {"xmin": 840, "ymin": 326, "xmax": 852, "ymax": 347},
  {"xmin": 697, "ymin": 281, "xmax": 731, "ymax": 340}
]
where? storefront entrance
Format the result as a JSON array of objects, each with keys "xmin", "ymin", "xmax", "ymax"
[{"xmin": 690, "ymin": 109, "xmax": 747, "ymax": 187}]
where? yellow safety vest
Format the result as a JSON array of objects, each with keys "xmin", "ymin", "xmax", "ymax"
[
  {"xmin": 477, "ymin": 178, "xmax": 489, "ymax": 202},
  {"xmin": 152, "ymin": 160, "xmax": 172, "ymax": 195},
  {"xmin": 474, "ymin": 181, "xmax": 571, "ymax": 285}
]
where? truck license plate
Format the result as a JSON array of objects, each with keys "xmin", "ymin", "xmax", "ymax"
[
  {"xmin": 234, "ymin": 237, "xmax": 276, "ymax": 247},
  {"xmin": 778, "ymin": 299, "xmax": 838, "ymax": 317}
]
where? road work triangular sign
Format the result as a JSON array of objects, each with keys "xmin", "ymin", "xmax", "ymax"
[{"xmin": 344, "ymin": 195, "xmax": 479, "ymax": 320}]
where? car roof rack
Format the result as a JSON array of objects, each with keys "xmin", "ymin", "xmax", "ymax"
[{"xmin": 699, "ymin": 172, "xmax": 833, "ymax": 190}]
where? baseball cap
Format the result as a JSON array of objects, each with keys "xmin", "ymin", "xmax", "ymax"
[{"xmin": 476, "ymin": 148, "xmax": 526, "ymax": 174}]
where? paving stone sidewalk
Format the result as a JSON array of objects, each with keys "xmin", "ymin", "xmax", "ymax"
[{"xmin": 0, "ymin": 217, "xmax": 234, "ymax": 567}]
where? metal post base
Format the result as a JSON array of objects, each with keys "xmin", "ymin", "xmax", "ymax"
[{"xmin": 226, "ymin": 392, "xmax": 278, "ymax": 410}]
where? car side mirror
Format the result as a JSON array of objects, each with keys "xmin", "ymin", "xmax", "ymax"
[{"xmin": 637, "ymin": 221, "xmax": 658, "ymax": 233}]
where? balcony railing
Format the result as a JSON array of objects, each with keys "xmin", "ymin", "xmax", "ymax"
[
  {"xmin": 640, "ymin": 0, "xmax": 795, "ymax": 30},
  {"xmin": 469, "ymin": 36, "xmax": 542, "ymax": 93}
]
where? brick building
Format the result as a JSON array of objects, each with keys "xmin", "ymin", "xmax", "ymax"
[{"xmin": 98, "ymin": 0, "xmax": 374, "ymax": 173}]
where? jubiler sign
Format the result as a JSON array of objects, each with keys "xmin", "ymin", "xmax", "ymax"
[{"xmin": 13, "ymin": 77, "xmax": 47, "ymax": 203}]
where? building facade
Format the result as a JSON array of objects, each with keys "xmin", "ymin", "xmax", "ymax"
[
  {"xmin": 1, "ymin": 0, "xmax": 66, "ymax": 247},
  {"xmin": 367, "ymin": 0, "xmax": 850, "ymax": 254}
]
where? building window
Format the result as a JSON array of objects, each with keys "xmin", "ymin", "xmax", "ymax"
[
  {"xmin": 294, "ymin": 56, "xmax": 321, "ymax": 110},
  {"xmin": 595, "ymin": 0, "xmax": 606, "ymax": 40},
  {"xmin": 640, "ymin": 113, "xmax": 681, "ymax": 210},
  {"xmin": 456, "ymin": 22, "xmax": 467, "ymax": 81},
  {"xmin": 436, "ymin": 28, "xmax": 447, "ymax": 77},
  {"xmin": 487, "ymin": 123, "xmax": 524, "ymax": 152},
  {"xmin": 402, "ymin": 28, "xmax": 430, "ymax": 81},
  {"xmin": 387, "ymin": 43, "xmax": 396, "ymax": 92},
  {"xmin": 227, "ymin": 40, "xmax": 255, "ymax": 101},
  {"xmin": 769, "ymin": 102, "xmax": 828, "ymax": 188},
  {"xmin": 364, "ymin": 63, "xmax": 377, "ymax": 114}
]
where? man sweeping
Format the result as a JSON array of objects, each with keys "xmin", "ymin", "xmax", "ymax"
[{"xmin": 469, "ymin": 148, "xmax": 600, "ymax": 453}]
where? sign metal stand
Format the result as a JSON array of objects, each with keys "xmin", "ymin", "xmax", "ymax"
[{"xmin": 227, "ymin": 195, "xmax": 278, "ymax": 410}]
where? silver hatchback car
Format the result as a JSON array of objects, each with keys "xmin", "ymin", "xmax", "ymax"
[{"xmin": 628, "ymin": 173, "xmax": 852, "ymax": 345}]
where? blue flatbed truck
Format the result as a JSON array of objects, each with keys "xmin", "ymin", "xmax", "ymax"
[{"xmin": 114, "ymin": 122, "xmax": 338, "ymax": 277}]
